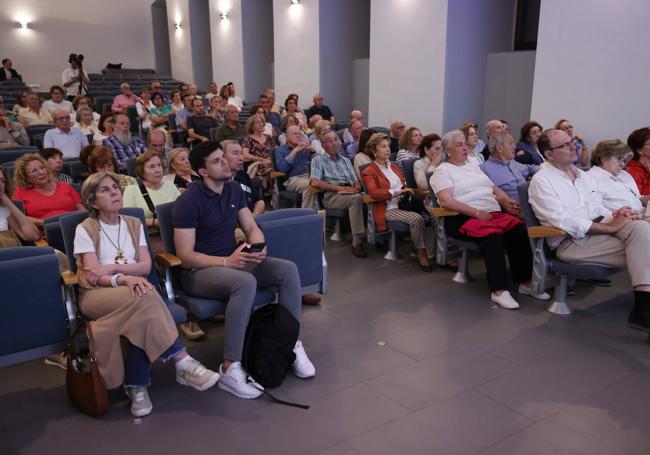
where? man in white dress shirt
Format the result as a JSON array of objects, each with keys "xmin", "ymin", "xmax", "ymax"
[{"xmin": 529, "ymin": 129, "xmax": 650, "ymax": 332}]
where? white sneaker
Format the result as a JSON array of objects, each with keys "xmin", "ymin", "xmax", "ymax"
[
  {"xmin": 125, "ymin": 386, "xmax": 153, "ymax": 417},
  {"xmin": 292, "ymin": 341, "xmax": 315, "ymax": 379},
  {"xmin": 175, "ymin": 356, "xmax": 220, "ymax": 391},
  {"xmin": 491, "ymin": 290, "xmax": 520, "ymax": 310},
  {"xmin": 44, "ymin": 352, "xmax": 67, "ymax": 370},
  {"xmin": 518, "ymin": 283, "xmax": 551, "ymax": 301},
  {"xmin": 218, "ymin": 362, "xmax": 263, "ymax": 399}
]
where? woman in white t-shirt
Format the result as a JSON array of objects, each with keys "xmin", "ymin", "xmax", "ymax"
[
  {"xmin": 431, "ymin": 129, "xmax": 548, "ymax": 309},
  {"xmin": 41, "ymin": 85, "xmax": 74, "ymax": 116},
  {"xmin": 73, "ymin": 172, "xmax": 219, "ymax": 417}
]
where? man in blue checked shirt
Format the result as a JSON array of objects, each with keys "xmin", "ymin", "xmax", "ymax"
[{"xmin": 103, "ymin": 113, "xmax": 147, "ymax": 171}]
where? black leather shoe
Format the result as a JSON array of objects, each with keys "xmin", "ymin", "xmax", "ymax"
[
  {"xmin": 351, "ymin": 244, "xmax": 368, "ymax": 258},
  {"xmin": 419, "ymin": 263, "xmax": 433, "ymax": 272},
  {"xmin": 627, "ymin": 311, "xmax": 650, "ymax": 333}
]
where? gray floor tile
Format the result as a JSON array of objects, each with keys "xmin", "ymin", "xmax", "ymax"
[
  {"xmin": 315, "ymin": 443, "xmax": 359, "ymax": 455},
  {"xmin": 382, "ymin": 321, "xmax": 474, "ymax": 360},
  {"xmin": 348, "ymin": 390, "xmax": 533, "ymax": 455}
]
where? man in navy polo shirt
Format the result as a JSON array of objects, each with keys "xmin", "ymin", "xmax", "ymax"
[{"xmin": 172, "ymin": 141, "xmax": 315, "ymax": 400}]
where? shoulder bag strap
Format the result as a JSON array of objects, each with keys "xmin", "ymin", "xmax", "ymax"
[{"xmin": 138, "ymin": 184, "xmax": 157, "ymax": 220}]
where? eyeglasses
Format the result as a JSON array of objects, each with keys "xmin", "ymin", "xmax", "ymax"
[
  {"xmin": 550, "ymin": 141, "xmax": 574, "ymax": 150},
  {"xmin": 150, "ymin": 143, "xmax": 165, "ymax": 148}
]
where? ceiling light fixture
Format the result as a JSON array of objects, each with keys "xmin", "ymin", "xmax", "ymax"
[{"xmin": 219, "ymin": 11, "xmax": 229, "ymax": 19}]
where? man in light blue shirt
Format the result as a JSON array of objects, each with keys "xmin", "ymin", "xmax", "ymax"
[
  {"xmin": 480, "ymin": 131, "xmax": 537, "ymax": 202},
  {"xmin": 43, "ymin": 109, "xmax": 88, "ymax": 158}
]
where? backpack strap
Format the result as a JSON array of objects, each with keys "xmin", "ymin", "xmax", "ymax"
[
  {"xmin": 138, "ymin": 183, "xmax": 157, "ymax": 220},
  {"xmin": 251, "ymin": 383, "xmax": 310, "ymax": 410}
]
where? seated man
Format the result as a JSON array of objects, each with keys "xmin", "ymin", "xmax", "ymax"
[
  {"xmin": 305, "ymin": 93, "xmax": 336, "ymax": 124},
  {"xmin": 276, "ymin": 125, "xmax": 316, "ymax": 209},
  {"xmin": 342, "ymin": 110, "xmax": 364, "ymax": 145},
  {"xmin": 480, "ymin": 131, "xmax": 537, "ymax": 202},
  {"xmin": 0, "ymin": 105, "xmax": 29, "ymax": 146},
  {"xmin": 111, "ymin": 83, "xmax": 140, "ymax": 114},
  {"xmin": 221, "ymin": 140, "xmax": 265, "ymax": 217},
  {"xmin": 480, "ymin": 119, "xmax": 506, "ymax": 161},
  {"xmin": 205, "ymin": 81, "xmax": 219, "ymax": 101},
  {"xmin": 226, "ymin": 82, "xmax": 243, "ymax": 110},
  {"xmin": 18, "ymin": 92, "xmax": 53, "ymax": 126},
  {"xmin": 310, "ymin": 130, "xmax": 366, "ymax": 258},
  {"xmin": 529, "ymin": 129, "xmax": 650, "ymax": 332},
  {"xmin": 343, "ymin": 119, "xmax": 364, "ymax": 159},
  {"xmin": 0, "ymin": 58, "xmax": 21, "ymax": 81},
  {"xmin": 389, "ymin": 120, "xmax": 406, "ymax": 156},
  {"xmin": 43, "ymin": 110, "xmax": 88, "ymax": 159},
  {"xmin": 187, "ymin": 98, "xmax": 218, "ymax": 144},
  {"xmin": 172, "ymin": 141, "xmax": 315, "ymax": 399},
  {"xmin": 103, "ymin": 113, "xmax": 147, "ymax": 171},
  {"xmin": 213, "ymin": 104, "xmax": 245, "ymax": 143},
  {"xmin": 175, "ymin": 93, "xmax": 194, "ymax": 131}
]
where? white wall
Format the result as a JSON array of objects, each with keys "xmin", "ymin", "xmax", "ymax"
[
  {"xmin": 368, "ymin": 0, "xmax": 448, "ymax": 133},
  {"xmin": 0, "ymin": 0, "xmax": 155, "ymax": 90},
  {"xmin": 242, "ymin": 0, "xmax": 274, "ymax": 102},
  {"xmin": 483, "ymin": 51, "xmax": 536, "ymax": 139},
  {"xmin": 531, "ymin": 0, "xmax": 650, "ymax": 143},
  {"xmin": 443, "ymin": 0, "xmax": 515, "ymax": 133},
  {"xmin": 189, "ymin": 0, "xmax": 213, "ymax": 89},
  {"xmin": 273, "ymin": 0, "xmax": 320, "ymax": 108},
  {"xmin": 209, "ymin": 0, "xmax": 245, "ymax": 95},
  {"xmin": 167, "ymin": 0, "xmax": 193, "ymax": 83},
  {"xmin": 352, "ymin": 59, "xmax": 369, "ymax": 119}
]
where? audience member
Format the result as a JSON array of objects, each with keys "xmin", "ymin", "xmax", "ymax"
[
  {"xmin": 278, "ymin": 114, "xmax": 308, "ymax": 145},
  {"xmin": 307, "ymin": 114, "xmax": 323, "ymax": 136},
  {"xmin": 626, "ymin": 127, "xmax": 650, "ymax": 195},
  {"xmin": 72, "ymin": 95, "xmax": 99, "ymax": 120},
  {"xmin": 222, "ymin": 140, "xmax": 265, "ymax": 217},
  {"xmin": 305, "ymin": 93, "xmax": 335, "ymax": 124},
  {"xmin": 361, "ymin": 133, "xmax": 431, "ymax": 271},
  {"xmin": 0, "ymin": 164, "xmax": 40, "ymax": 247},
  {"xmin": 188, "ymin": 84, "xmax": 201, "ymax": 99},
  {"xmin": 187, "ymin": 98, "xmax": 219, "ymax": 144},
  {"xmin": 342, "ymin": 110, "xmax": 364, "ymax": 144},
  {"xmin": 480, "ymin": 131, "xmax": 538, "ymax": 202},
  {"xmin": 212, "ymin": 104, "xmax": 245, "ymax": 143},
  {"xmin": 12, "ymin": 153, "xmax": 84, "ymax": 227},
  {"xmin": 241, "ymin": 114, "xmax": 275, "ymax": 180},
  {"xmin": 135, "ymin": 88, "xmax": 153, "ymax": 132},
  {"xmin": 343, "ymin": 119, "xmax": 364, "ymax": 159},
  {"xmin": 75, "ymin": 106, "xmax": 100, "ymax": 137},
  {"xmin": 94, "ymin": 112, "xmax": 114, "ymax": 145},
  {"xmin": 389, "ymin": 120, "xmax": 406, "ymax": 155},
  {"xmin": 111, "ymin": 83, "xmax": 140, "ymax": 114},
  {"xmin": 284, "ymin": 96, "xmax": 307, "ymax": 130},
  {"xmin": 43, "ymin": 110, "xmax": 88, "ymax": 158},
  {"xmin": 172, "ymin": 141, "xmax": 315, "ymax": 399},
  {"xmin": 207, "ymin": 94, "xmax": 225, "ymax": 124},
  {"xmin": 0, "ymin": 58, "xmax": 21, "ymax": 81},
  {"xmin": 42, "ymin": 86, "xmax": 74, "ymax": 115},
  {"xmin": 459, "ymin": 122, "xmax": 485, "ymax": 165},
  {"xmin": 276, "ymin": 125, "xmax": 316, "ymax": 209},
  {"xmin": 18, "ymin": 92, "xmax": 53, "ymax": 126},
  {"xmin": 147, "ymin": 128, "xmax": 169, "ymax": 160},
  {"xmin": 40, "ymin": 148, "xmax": 73, "ymax": 184},
  {"xmin": 310, "ymin": 119, "xmax": 332, "ymax": 155},
  {"xmin": 165, "ymin": 147, "xmax": 200, "ymax": 191},
  {"xmin": 396, "ymin": 127, "xmax": 423, "ymax": 163},
  {"xmin": 62, "ymin": 54, "xmax": 89, "ymax": 100},
  {"xmin": 226, "ymin": 82, "xmax": 243, "ymax": 110},
  {"xmin": 103, "ymin": 113, "xmax": 148, "ymax": 171},
  {"xmin": 170, "ymin": 90, "xmax": 183, "ymax": 112},
  {"xmin": 431, "ymin": 130, "xmax": 547, "ymax": 309},
  {"xmin": 480, "ymin": 120, "xmax": 507, "ymax": 160},
  {"xmin": 515, "ymin": 121, "xmax": 545, "ymax": 165},
  {"xmin": 73, "ymin": 172, "xmax": 218, "ymax": 417},
  {"xmin": 249, "ymin": 104, "xmax": 275, "ymax": 136},
  {"xmin": 87, "ymin": 145, "xmax": 138, "ymax": 190},
  {"xmin": 353, "ymin": 128, "xmax": 378, "ymax": 179},
  {"xmin": 0, "ymin": 105, "xmax": 29, "ymax": 146},
  {"xmin": 12, "ymin": 88, "xmax": 32, "ymax": 116},
  {"xmin": 311, "ymin": 130, "xmax": 366, "ymax": 257},
  {"xmin": 529, "ymin": 129, "xmax": 650, "ymax": 332},
  {"xmin": 555, "ymin": 118, "xmax": 590, "ymax": 167},
  {"xmin": 205, "ymin": 81, "xmax": 219, "ymax": 101},
  {"xmin": 175, "ymin": 93, "xmax": 194, "ymax": 131},
  {"xmin": 150, "ymin": 80, "xmax": 165, "ymax": 100},
  {"xmin": 413, "ymin": 133, "xmax": 443, "ymax": 191}
]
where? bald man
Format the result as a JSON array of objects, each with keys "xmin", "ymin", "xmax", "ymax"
[
  {"xmin": 304, "ymin": 93, "xmax": 336, "ymax": 124},
  {"xmin": 342, "ymin": 110, "xmax": 364, "ymax": 144},
  {"xmin": 43, "ymin": 109, "xmax": 88, "ymax": 158},
  {"xmin": 480, "ymin": 119, "xmax": 506, "ymax": 160}
]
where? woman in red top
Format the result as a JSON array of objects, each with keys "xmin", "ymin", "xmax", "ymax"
[
  {"xmin": 12, "ymin": 153, "xmax": 84, "ymax": 227},
  {"xmin": 626, "ymin": 127, "xmax": 650, "ymax": 195}
]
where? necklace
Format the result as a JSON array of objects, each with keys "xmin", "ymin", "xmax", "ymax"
[{"xmin": 99, "ymin": 217, "xmax": 127, "ymax": 264}]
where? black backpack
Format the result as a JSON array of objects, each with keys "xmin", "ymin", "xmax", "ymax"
[{"xmin": 242, "ymin": 303, "xmax": 309, "ymax": 409}]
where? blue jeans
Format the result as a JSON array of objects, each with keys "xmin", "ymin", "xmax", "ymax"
[{"xmin": 124, "ymin": 338, "xmax": 185, "ymax": 388}]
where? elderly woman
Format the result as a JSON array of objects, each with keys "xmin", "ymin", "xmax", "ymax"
[
  {"xmin": 588, "ymin": 139, "xmax": 650, "ymax": 213},
  {"xmin": 396, "ymin": 127, "xmax": 423, "ymax": 164},
  {"xmin": 40, "ymin": 148, "xmax": 73, "ymax": 184},
  {"xmin": 310, "ymin": 119, "xmax": 332, "ymax": 155},
  {"xmin": 12, "ymin": 153, "xmax": 84, "ymax": 227},
  {"xmin": 93, "ymin": 112, "xmax": 115, "ymax": 145},
  {"xmin": 241, "ymin": 113, "xmax": 275, "ymax": 177},
  {"xmin": 0, "ymin": 164, "xmax": 40, "ymax": 247},
  {"xmin": 362, "ymin": 133, "xmax": 432, "ymax": 272},
  {"xmin": 459, "ymin": 122, "xmax": 485, "ymax": 166},
  {"xmin": 149, "ymin": 92, "xmax": 172, "ymax": 129},
  {"xmin": 74, "ymin": 172, "xmax": 218, "ymax": 417},
  {"xmin": 555, "ymin": 119, "xmax": 590, "ymax": 167},
  {"xmin": 75, "ymin": 106, "xmax": 100, "ymax": 137},
  {"xmin": 164, "ymin": 148, "xmax": 200, "ymax": 191},
  {"xmin": 87, "ymin": 146, "xmax": 138, "ymax": 190},
  {"xmin": 515, "ymin": 121, "xmax": 544, "ymax": 165},
  {"xmin": 248, "ymin": 104, "xmax": 274, "ymax": 136},
  {"xmin": 626, "ymin": 127, "xmax": 650, "ymax": 195},
  {"xmin": 431, "ymin": 130, "xmax": 548, "ymax": 309},
  {"xmin": 353, "ymin": 128, "xmax": 378, "ymax": 179},
  {"xmin": 72, "ymin": 96, "xmax": 100, "ymax": 123}
]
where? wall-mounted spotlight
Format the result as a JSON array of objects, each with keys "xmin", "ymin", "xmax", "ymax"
[
  {"xmin": 219, "ymin": 11, "xmax": 229, "ymax": 19},
  {"xmin": 290, "ymin": 0, "xmax": 301, "ymax": 4},
  {"xmin": 174, "ymin": 22, "xmax": 182, "ymax": 29},
  {"xmin": 16, "ymin": 20, "xmax": 30, "ymax": 29}
]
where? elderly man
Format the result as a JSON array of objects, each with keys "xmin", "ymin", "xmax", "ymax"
[
  {"xmin": 389, "ymin": 120, "xmax": 406, "ymax": 155},
  {"xmin": 529, "ymin": 129, "xmax": 650, "ymax": 331},
  {"xmin": 480, "ymin": 131, "xmax": 538, "ymax": 202},
  {"xmin": 205, "ymin": 81, "xmax": 219, "ymax": 101},
  {"xmin": 0, "ymin": 105, "xmax": 29, "ymax": 146},
  {"xmin": 187, "ymin": 98, "xmax": 219, "ymax": 144},
  {"xmin": 258, "ymin": 93, "xmax": 281, "ymax": 134},
  {"xmin": 480, "ymin": 119, "xmax": 506, "ymax": 161},
  {"xmin": 111, "ymin": 83, "xmax": 140, "ymax": 114},
  {"xmin": 0, "ymin": 58, "xmax": 21, "ymax": 81},
  {"xmin": 18, "ymin": 92, "xmax": 53, "ymax": 126},
  {"xmin": 150, "ymin": 80, "xmax": 167, "ymax": 101},
  {"xmin": 213, "ymin": 104, "xmax": 245, "ymax": 143},
  {"xmin": 343, "ymin": 119, "xmax": 364, "ymax": 159},
  {"xmin": 226, "ymin": 82, "xmax": 243, "ymax": 110},
  {"xmin": 342, "ymin": 110, "xmax": 364, "ymax": 145},
  {"xmin": 43, "ymin": 110, "xmax": 88, "ymax": 158},
  {"xmin": 103, "ymin": 113, "xmax": 147, "ymax": 171},
  {"xmin": 311, "ymin": 130, "xmax": 366, "ymax": 257},
  {"xmin": 147, "ymin": 128, "xmax": 169, "ymax": 159},
  {"xmin": 221, "ymin": 140, "xmax": 265, "ymax": 217},
  {"xmin": 175, "ymin": 93, "xmax": 194, "ymax": 131},
  {"xmin": 305, "ymin": 93, "xmax": 336, "ymax": 124},
  {"xmin": 275, "ymin": 125, "xmax": 316, "ymax": 209}
]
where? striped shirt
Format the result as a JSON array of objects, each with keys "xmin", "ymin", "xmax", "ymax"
[
  {"xmin": 310, "ymin": 152, "xmax": 358, "ymax": 186},
  {"xmin": 103, "ymin": 135, "xmax": 147, "ymax": 171}
]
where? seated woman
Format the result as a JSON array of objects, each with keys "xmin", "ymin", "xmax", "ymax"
[
  {"xmin": 40, "ymin": 148, "xmax": 73, "ymax": 184},
  {"xmin": 362, "ymin": 133, "xmax": 432, "ymax": 272},
  {"xmin": 164, "ymin": 148, "xmax": 200, "ymax": 191},
  {"xmin": 555, "ymin": 118, "xmax": 590, "ymax": 167},
  {"xmin": 149, "ymin": 93, "xmax": 172, "ymax": 130},
  {"xmin": 353, "ymin": 128, "xmax": 378, "ymax": 179},
  {"xmin": 588, "ymin": 139, "xmax": 650, "ymax": 213},
  {"xmin": 241, "ymin": 113, "xmax": 276, "ymax": 186},
  {"xmin": 207, "ymin": 94, "xmax": 225, "ymax": 124},
  {"xmin": 515, "ymin": 121, "xmax": 545, "ymax": 165},
  {"xmin": 75, "ymin": 106, "xmax": 100, "ymax": 137},
  {"xmin": 626, "ymin": 127, "xmax": 650, "ymax": 195},
  {"xmin": 310, "ymin": 119, "xmax": 332, "ymax": 155},
  {"xmin": 74, "ymin": 172, "xmax": 218, "ymax": 417},
  {"xmin": 413, "ymin": 133, "xmax": 443, "ymax": 191},
  {"xmin": 87, "ymin": 146, "xmax": 138, "ymax": 190},
  {"xmin": 72, "ymin": 95, "xmax": 100, "ymax": 124},
  {"xmin": 284, "ymin": 96, "xmax": 307, "ymax": 131},
  {"xmin": 459, "ymin": 122, "xmax": 485, "ymax": 166},
  {"xmin": 170, "ymin": 90, "xmax": 183, "ymax": 113},
  {"xmin": 0, "ymin": 164, "xmax": 40, "ymax": 247},
  {"xmin": 249, "ymin": 104, "xmax": 274, "ymax": 136},
  {"xmin": 396, "ymin": 127, "xmax": 423, "ymax": 164},
  {"xmin": 93, "ymin": 112, "xmax": 115, "ymax": 145},
  {"xmin": 12, "ymin": 153, "xmax": 84, "ymax": 228},
  {"xmin": 431, "ymin": 130, "xmax": 549, "ymax": 309},
  {"xmin": 135, "ymin": 89, "xmax": 153, "ymax": 133}
]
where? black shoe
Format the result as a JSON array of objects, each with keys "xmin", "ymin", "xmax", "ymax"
[
  {"xmin": 419, "ymin": 263, "xmax": 433, "ymax": 273},
  {"xmin": 351, "ymin": 244, "xmax": 368, "ymax": 258},
  {"xmin": 627, "ymin": 311, "xmax": 650, "ymax": 333}
]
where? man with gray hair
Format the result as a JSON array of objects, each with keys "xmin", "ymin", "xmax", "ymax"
[
  {"xmin": 43, "ymin": 109, "xmax": 88, "ymax": 158},
  {"xmin": 111, "ymin": 83, "xmax": 140, "ymax": 114},
  {"xmin": 276, "ymin": 125, "xmax": 316, "ymax": 209},
  {"xmin": 342, "ymin": 110, "xmax": 364, "ymax": 144},
  {"xmin": 480, "ymin": 119, "xmax": 506, "ymax": 160},
  {"xmin": 480, "ymin": 131, "xmax": 538, "ymax": 202}
]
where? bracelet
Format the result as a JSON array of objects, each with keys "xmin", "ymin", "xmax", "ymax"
[
  {"xmin": 223, "ymin": 258, "xmax": 228, "ymax": 268},
  {"xmin": 111, "ymin": 273, "xmax": 124, "ymax": 288}
]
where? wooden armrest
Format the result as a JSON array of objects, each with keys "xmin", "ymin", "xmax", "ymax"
[
  {"xmin": 270, "ymin": 171, "xmax": 285, "ymax": 179},
  {"xmin": 527, "ymin": 226, "xmax": 567, "ymax": 238},
  {"xmin": 310, "ymin": 186, "xmax": 323, "ymax": 194},
  {"xmin": 35, "ymin": 239, "xmax": 48, "ymax": 247},
  {"xmin": 431, "ymin": 207, "xmax": 459, "ymax": 217},
  {"xmin": 363, "ymin": 195, "xmax": 378, "ymax": 204},
  {"xmin": 60, "ymin": 270, "xmax": 78, "ymax": 286},
  {"xmin": 415, "ymin": 188, "xmax": 430, "ymax": 196},
  {"xmin": 156, "ymin": 252, "xmax": 182, "ymax": 268}
]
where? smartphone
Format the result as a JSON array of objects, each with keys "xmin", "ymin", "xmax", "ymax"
[{"xmin": 241, "ymin": 242, "xmax": 266, "ymax": 253}]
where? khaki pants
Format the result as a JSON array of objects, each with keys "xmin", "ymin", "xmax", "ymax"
[
  {"xmin": 284, "ymin": 174, "xmax": 315, "ymax": 209},
  {"xmin": 556, "ymin": 220, "xmax": 650, "ymax": 287},
  {"xmin": 323, "ymin": 192, "xmax": 365, "ymax": 236}
]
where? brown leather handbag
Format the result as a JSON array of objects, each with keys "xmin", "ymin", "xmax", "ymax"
[{"xmin": 65, "ymin": 323, "xmax": 108, "ymax": 417}]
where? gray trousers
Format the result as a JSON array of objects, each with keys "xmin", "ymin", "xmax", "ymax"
[
  {"xmin": 323, "ymin": 192, "xmax": 365, "ymax": 236},
  {"xmin": 181, "ymin": 257, "xmax": 302, "ymax": 361}
]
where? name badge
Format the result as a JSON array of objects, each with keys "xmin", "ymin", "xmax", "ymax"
[{"xmin": 240, "ymin": 183, "xmax": 252, "ymax": 194}]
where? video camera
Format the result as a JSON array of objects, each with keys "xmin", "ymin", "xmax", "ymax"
[{"xmin": 68, "ymin": 53, "xmax": 85, "ymax": 68}]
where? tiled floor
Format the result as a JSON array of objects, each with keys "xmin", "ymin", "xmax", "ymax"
[{"xmin": 2, "ymin": 239, "xmax": 650, "ymax": 455}]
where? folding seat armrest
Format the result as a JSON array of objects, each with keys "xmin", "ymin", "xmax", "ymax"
[
  {"xmin": 35, "ymin": 239, "xmax": 49, "ymax": 247},
  {"xmin": 310, "ymin": 186, "xmax": 323, "ymax": 194},
  {"xmin": 415, "ymin": 188, "xmax": 430, "ymax": 196},
  {"xmin": 156, "ymin": 252, "xmax": 182, "ymax": 268},
  {"xmin": 363, "ymin": 195, "xmax": 378, "ymax": 204},
  {"xmin": 60, "ymin": 270, "xmax": 78, "ymax": 286},
  {"xmin": 431, "ymin": 207, "xmax": 459, "ymax": 217},
  {"xmin": 527, "ymin": 226, "xmax": 566, "ymax": 238},
  {"xmin": 270, "ymin": 171, "xmax": 285, "ymax": 179}
]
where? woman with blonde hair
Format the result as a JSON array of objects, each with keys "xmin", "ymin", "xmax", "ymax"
[
  {"xmin": 555, "ymin": 118, "xmax": 590, "ymax": 167},
  {"xmin": 165, "ymin": 148, "xmax": 200, "ymax": 191},
  {"xmin": 0, "ymin": 164, "xmax": 40, "ymax": 247},
  {"xmin": 396, "ymin": 127, "xmax": 423, "ymax": 164}
]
